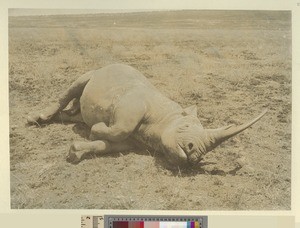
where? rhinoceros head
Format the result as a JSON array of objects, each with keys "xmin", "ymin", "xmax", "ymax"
[{"xmin": 161, "ymin": 106, "xmax": 267, "ymax": 166}]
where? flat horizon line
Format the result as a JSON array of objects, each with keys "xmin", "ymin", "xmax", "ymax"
[{"xmin": 8, "ymin": 9, "xmax": 172, "ymax": 17}]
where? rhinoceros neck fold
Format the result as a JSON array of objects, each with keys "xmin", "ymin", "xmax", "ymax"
[
  {"xmin": 133, "ymin": 108, "xmax": 183, "ymax": 151},
  {"xmin": 145, "ymin": 94, "xmax": 184, "ymax": 125}
]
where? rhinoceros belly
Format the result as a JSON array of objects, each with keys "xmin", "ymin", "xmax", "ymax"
[{"xmin": 79, "ymin": 64, "xmax": 151, "ymax": 127}]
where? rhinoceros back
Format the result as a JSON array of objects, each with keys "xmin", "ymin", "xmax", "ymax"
[{"xmin": 80, "ymin": 64, "xmax": 154, "ymax": 127}]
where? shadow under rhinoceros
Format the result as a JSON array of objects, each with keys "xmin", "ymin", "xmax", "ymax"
[
  {"xmin": 72, "ymin": 122, "xmax": 91, "ymax": 139},
  {"xmin": 153, "ymin": 157, "xmax": 243, "ymax": 177},
  {"xmin": 60, "ymin": 122, "xmax": 242, "ymax": 177}
]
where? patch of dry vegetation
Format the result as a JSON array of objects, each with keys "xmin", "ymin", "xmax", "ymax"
[{"xmin": 9, "ymin": 10, "xmax": 291, "ymax": 210}]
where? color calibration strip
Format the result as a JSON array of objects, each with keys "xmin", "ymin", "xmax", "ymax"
[
  {"xmin": 81, "ymin": 215, "xmax": 208, "ymax": 228},
  {"xmin": 106, "ymin": 216, "xmax": 207, "ymax": 228},
  {"xmin": 112, "ymin": 221, "xmax": 201, "ymax": 228}
]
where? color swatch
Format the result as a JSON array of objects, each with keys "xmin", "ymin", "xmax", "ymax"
[{"xmin": 112, "ymin": 221, "xmax": 201, "ymax": 228}]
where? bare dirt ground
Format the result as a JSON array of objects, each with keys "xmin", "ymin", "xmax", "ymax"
[{"xmin": 9, "ymin": 10, "xmax": 291, "ymax": 210}]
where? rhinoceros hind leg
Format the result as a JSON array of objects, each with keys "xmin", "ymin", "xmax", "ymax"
[
  {"xmin": 67, "ymin": 140, "xmax": 132, "ymax": 164},
  {"xmin": 65, "ymin": 98, "xmax": 81, "ymax": 116},
  {"xmin": 27, "ymin": 104, "xmax": 61, "ymax": 125},
  {"xmin": 27, "ymin": 108, "xmax": 83, "ymax": 126},
  {"xmin": 27, "ymin": 71, "xmax": 93, "ymax": 125},
  {"xmin": 53, "ymin": 110, "xmax": 84, "ymax": 123}
]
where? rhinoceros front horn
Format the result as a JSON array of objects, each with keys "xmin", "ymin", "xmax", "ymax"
[{"xmin": 204, "ymin": 109, "xmax": 268, "ymax": 151}]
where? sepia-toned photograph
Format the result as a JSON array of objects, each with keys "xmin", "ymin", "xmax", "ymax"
[{"xmin": 9, "ymin": 9, "xmax": 291, "ymax": 210}]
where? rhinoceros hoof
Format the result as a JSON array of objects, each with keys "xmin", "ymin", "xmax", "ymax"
[
  {"xmin": 27, "ymin": 113, "xmax": 54, "ymax": 125},
  {"xmin": 27, "ymin": 114, "xmax": 41, "ymax": 125},
  {"xmin": 27, "ymin": 104, "xmax": 60, "ymax": 125},
  {"xmin": 66, "ymin": 151, "xmax": 82, "ymax": 164},
  {"xmin": 66, "ymin": 142, "xmax": 89, "ymax": 164}
]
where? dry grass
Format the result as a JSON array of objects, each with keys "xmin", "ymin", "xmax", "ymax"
[{"xmin": 9, "ymin": 10, "xmax": 291, "ymax": 210}]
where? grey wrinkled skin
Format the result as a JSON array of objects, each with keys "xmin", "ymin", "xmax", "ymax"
[{"xmin": 27, "ymin": 64, "xmax": 267, "ymax": 166}]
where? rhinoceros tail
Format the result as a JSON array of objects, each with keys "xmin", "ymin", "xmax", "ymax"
[{"xmin": 205, "ymin": 109, "xmax": 267, "ymax": 151}]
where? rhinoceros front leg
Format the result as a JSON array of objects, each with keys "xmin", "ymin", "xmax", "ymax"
[
  {"xmin": 89, "ymin": 122, "xmax": 135, "ymax": 142},
  {"xmin": 67, "ymin": 140, "xmax": 132, "ymax": 164},
  {"xmin": 89, "ymin": 98, "xmax": 146, "ymax": 142},
  {"xmin": 27, "ymin": 71, "xmax": 93, "ymax": 125}
]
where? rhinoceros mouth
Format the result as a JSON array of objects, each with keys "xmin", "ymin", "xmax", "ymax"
[{"xmin": 178, "ymin": 144, "xmax": 203, "ymax": 164}]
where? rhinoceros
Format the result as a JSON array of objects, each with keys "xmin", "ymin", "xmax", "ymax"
[{"xmin": 27, "ymin": 63, "xmax": 267, "ymax": 166}]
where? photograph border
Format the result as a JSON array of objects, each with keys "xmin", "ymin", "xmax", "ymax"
[{"xmin": 1, "ymin": 0, "xmax": 299, "ymax": 227}]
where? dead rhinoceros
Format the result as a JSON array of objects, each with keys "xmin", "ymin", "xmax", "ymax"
[{"xmin": 27, "ymin": 64, "xmax": 267, "ymax": 166}]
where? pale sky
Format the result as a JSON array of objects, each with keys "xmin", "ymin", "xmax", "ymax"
[{"xmin": 8, "ymin": 9, "xmax": 164, "ymax": 16}]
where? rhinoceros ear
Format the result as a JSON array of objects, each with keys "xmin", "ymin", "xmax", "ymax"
[{"xmin": 183, "ymin": 105, "xmax": 198, "ymax": 117}]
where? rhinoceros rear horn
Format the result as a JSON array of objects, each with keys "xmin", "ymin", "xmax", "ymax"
[{"xmin": 205, "ymin": 109, "xmax": 268, "ymax": 151}]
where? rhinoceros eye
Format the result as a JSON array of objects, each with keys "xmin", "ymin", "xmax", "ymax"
[{"xmin": 188, "ymin": 143, "xmax": 194, "ymax": 150}]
